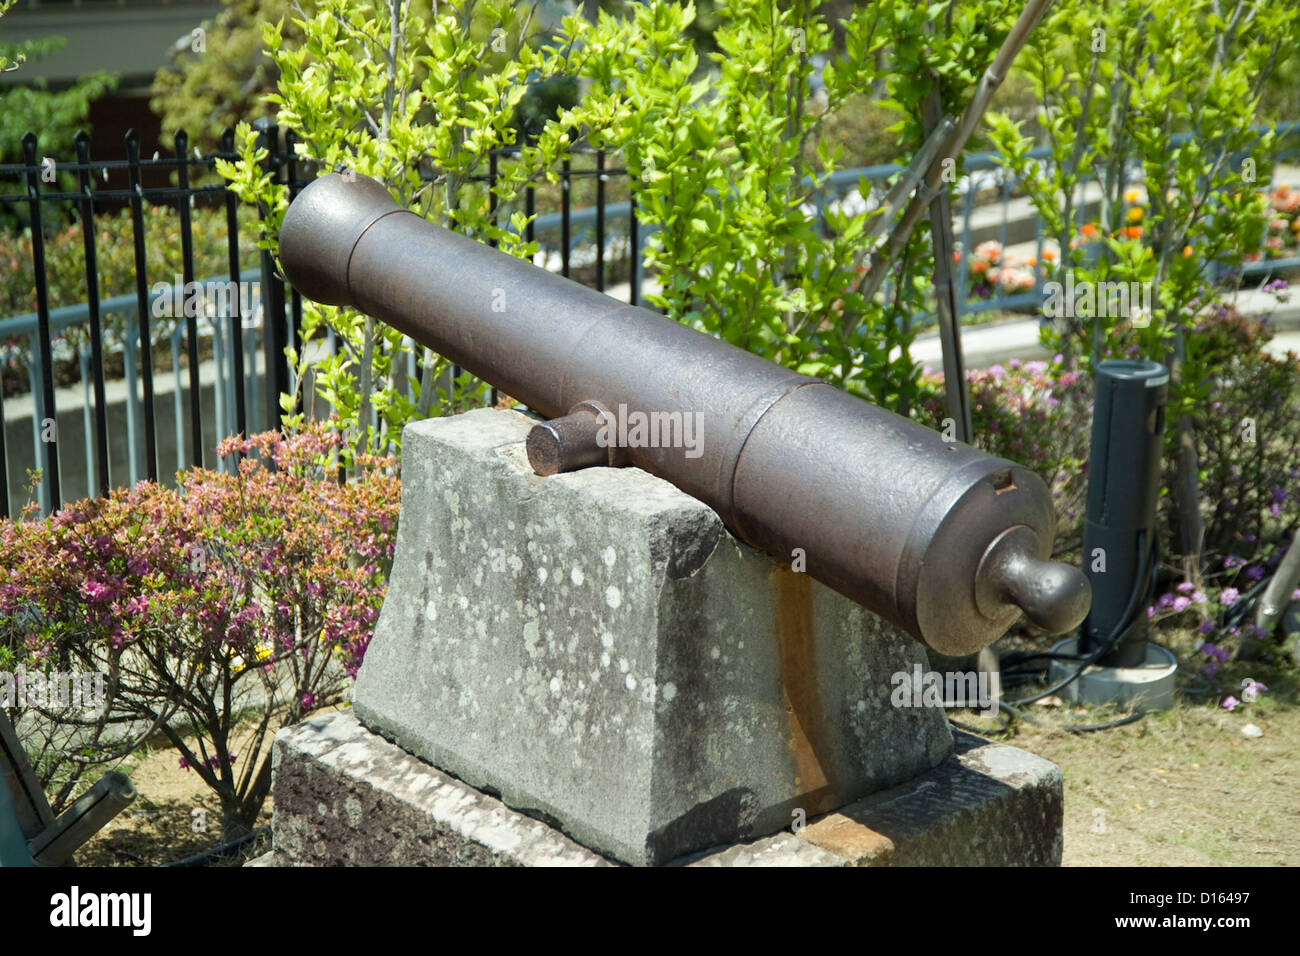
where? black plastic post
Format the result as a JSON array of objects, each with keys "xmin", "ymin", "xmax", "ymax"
[{"xmin": 1079, "ymin": 359, "xmax": 1169, "ymax": 667}]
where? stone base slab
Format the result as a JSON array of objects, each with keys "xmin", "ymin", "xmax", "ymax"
[{"xmin": 256, "ymin": 712, "xmax": 1062, "ymax": 867}]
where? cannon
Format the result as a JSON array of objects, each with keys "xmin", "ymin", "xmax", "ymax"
[{"xmin": 279, "ymin": 173, "xmax": 1089, "ymax": 656}]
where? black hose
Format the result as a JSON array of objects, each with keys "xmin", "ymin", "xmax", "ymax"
[
  {"xmin": 951, "ymin": 531, "xmax": 1157, "ymax": 736},
  {"xmin": 1008, "ymin": 530, "xmax": 1157, "ymax": 708},
  {"xmin": 163, "ymin": 825, "xmax": 271, "ymax": 868}
]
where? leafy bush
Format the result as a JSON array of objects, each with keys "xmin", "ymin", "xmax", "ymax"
[
  {"xmin": 1176, "ymin": 306, "xmax": 1300, "ymax": 563},
  {"xmin": 985, "ymin": 0, "xmax": 1300, "ymax": 572},
  {"xmin": 220, "ymin": 0, "xmax": 633, "ymax": 462},
  {"xmin": 0, "ymin": 420, "xmax": 400, "ymax": 835},
  {"xmin": 588, "ymin": 0, "xmax": 1028, "ymax": 411}
]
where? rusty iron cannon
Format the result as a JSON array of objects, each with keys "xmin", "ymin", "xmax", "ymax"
[{"xmin": 278, "ymin": 173, "xmax": 1089, "ymax": 656}]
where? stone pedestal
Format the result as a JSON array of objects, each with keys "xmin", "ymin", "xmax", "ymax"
[{"xmin": 352, "ymin": 408, "xmax": 954, "ymax": 866}]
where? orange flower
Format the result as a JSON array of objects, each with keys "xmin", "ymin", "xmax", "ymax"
[
  {"xmin": 1080, "ymin": 222, "xmax": 1099, "ymax": 238},
  {"xmin": 1183, "ymin": 245, "xmax": 1194, "ymax": 257},
  {"xmin": 1122, "ymin": 226, "xmax": 1143, "ymax": 239},
  {"xmin": 1043, "ymin": 248, "xmax": 1058, "ymax": 262}
]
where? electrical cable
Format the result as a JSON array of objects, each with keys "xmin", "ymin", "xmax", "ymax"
[
  {"xmin": 162, "ymin": 825, "xmax": 270, "ymax": 867},
  {"xmin": 1009, "ymin": 530, "xmax": 1156, "ymax": 707}
]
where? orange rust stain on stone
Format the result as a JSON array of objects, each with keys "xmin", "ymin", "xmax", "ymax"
[
  {"xmin": 774, "ymin": 567, "xmax": 831, "ymax": 793},
  {"xmin": 798, "ymin": 813, "xmax": 896, "ymax": 866}
]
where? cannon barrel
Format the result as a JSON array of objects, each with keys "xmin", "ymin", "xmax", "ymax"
[{"xmin": 279, "ymin": 173, "xmax": 1089, "ymax": 655}]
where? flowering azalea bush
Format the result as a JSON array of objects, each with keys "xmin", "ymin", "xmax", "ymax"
[{"xmin": 0, "ymin": 420, "xmax": 400, "ymax": 834}]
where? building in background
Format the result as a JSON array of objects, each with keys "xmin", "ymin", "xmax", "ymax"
[{"xmin": 0, "ymin": 0, "xmax": 220, "ymax": 154}]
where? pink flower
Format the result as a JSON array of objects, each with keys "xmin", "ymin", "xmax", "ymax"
[
  {"xmin": 81, "ymin": 580, "xmax": 115, "ymax": 603},
  {"xmin": 1221, "ymin": 696, "xmax": 1240, "ymax": 711},
  {"xmin": 1240, "ymin": 680, "xmax": 1268, "ymax": 702}
]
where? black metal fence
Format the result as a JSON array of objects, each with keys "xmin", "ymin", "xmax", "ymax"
[
  {"xmin": 0, "ymin": 122, "xmax": 293, "ymax": 516},
  {"xmin": 0, "ymin": 122, "xmax": 644, "ymax": 517}
]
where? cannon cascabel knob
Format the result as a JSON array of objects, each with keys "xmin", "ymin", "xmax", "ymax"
[{"xmin": 977, "ymin": 525, "xmax": 1092, "ymax": 637}]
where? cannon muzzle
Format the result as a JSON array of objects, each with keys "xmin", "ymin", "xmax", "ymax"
[{"xmin": 279, "ymin": 173, "xmax": 1088, "ymax": 655}]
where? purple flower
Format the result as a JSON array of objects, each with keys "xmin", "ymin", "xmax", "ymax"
[
  {"xmin": 1197, "ymin": 620, "xmax": 1215, "ymax": 634},
  {"xmin": 1225, "ymin": 555, "xmax": 1244, "ymax": 569},
  {"xmin": 1240, "ymin": 680, "xmax": 1268, "ymax": 702},
  {"xmin": 1220, "ymin": 587, "xmax": 1240, "ymax": 607},
  {"xmin": 1246, "ymin": 566, "xmax": 1264, "ymax": 581},
  {"xmin": 1177, "ymin": 582, "xmax": 1196, "ymax": 594},
  {"xmin": 1222, "ymin": 695, "xmax": 1240, "ymax": 711},
  {"xmin": 1200, "ymin": 642, "xmax": 1230, "ymax": 663},
  {"xmin": 1173, "ymin": 596, "xmax": 1191, "ymax": 612},
  {"xmin": 301, "ymin": 692, "xmax": 316, "ymax": 709},
  {"xmin": 1204, "ymin": 660, "xmax": 1220, "ymax": 680}
]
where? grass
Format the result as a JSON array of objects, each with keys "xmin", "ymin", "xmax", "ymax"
[{"xmin": 951, "ymin": 637, "xmax": 1300, "ymax": 866}]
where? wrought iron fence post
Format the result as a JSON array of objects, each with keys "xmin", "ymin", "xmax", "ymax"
[
  {"xmin": 74, "ymin": 131, "xmax": 111, "ymax": 496},
  {"xmin": 254, "ymin": 117, "xmax": 290, "ymax": 432},
  {"xmin": 174, "ymin": 129, "xmax": 205, "ymax": 469},
  {"xmin": 21, "ymin": 131, "xmax": 60, "ymax": 513},
  {"xmin": 125, "ymin": 129, "xmax": 159, "ymax": 483}
]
